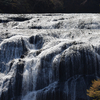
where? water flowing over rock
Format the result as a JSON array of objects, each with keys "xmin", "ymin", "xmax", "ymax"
[{"xmin": 0, "ymin": 14, "xmax": 100, "ymax": 100}]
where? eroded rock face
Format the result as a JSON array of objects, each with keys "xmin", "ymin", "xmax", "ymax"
[
  {"xmin": 0, "ymin": 14, "xmax": 100, "ymax": 100},
  {"xmin": 0, "ymin": 61, "xmax": 25, "ymax": 100}
]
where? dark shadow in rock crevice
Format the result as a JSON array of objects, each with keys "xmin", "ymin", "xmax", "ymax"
[
  {"xmin": 28, "ymin": 26, "xmax": 42, "ymax": 29},
  {"xmin": 0, "ymin": 19, "xmax": 9, "ymax": 23},
  {"xmin": 8, "ymin": 17, "xmax": 31, "ymax": 22}
]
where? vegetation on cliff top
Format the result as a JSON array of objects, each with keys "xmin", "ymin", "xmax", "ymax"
[{"xmin": 0, "ymin": 0, "xmax": 100, "ymax": 13}]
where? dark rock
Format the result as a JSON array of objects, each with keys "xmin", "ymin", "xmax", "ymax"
[
  {"xmin": 9, "ymin": 17, "xmax": 31, "ymax": 22},
  {"xmin": 35, "ymin": 35, "xmax": 43, "ymax": 49},
  {"xmin": 36, "ymin": 50, "xmax": 42, "ymax": 56},
  {"xmin": 28, "ymin": 26, "xmax": 42, "ymax": 29},
  {"xmin": 20, "ymin": 54, "xmax": 25, "ymax": 59},
  {"xmin": 0, "ymin": 61, "xmax": 25, "ymax": 100},
  {"xmin": 29, "ymin": 35, "xmax": 34, "ymax": 44},
  {"xmin": 0, "ymin": 19, "xmax": 9, "ymax": 23}
]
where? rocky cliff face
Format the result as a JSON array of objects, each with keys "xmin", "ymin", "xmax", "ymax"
[{"xmin": 0, "ymin": 14, "xmax": 100, "ymax": 100}]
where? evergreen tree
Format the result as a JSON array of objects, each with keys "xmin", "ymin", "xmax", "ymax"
[{"xmin": 87, "ymin": 79, "xmax": 100, "ymax": 100}]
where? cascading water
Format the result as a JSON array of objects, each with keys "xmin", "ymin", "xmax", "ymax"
[
  {"xmin": 0, "ymin": 14, "xmax": 100, "ymax": 100},
  {"xmin": 21, "ymin": 50, "xmax": 40, "ymax": 100}
]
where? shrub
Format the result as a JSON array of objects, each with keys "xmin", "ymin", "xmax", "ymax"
[{"xmin": 87, "ymin": 79, "xmax": 100, "ymax": 100}]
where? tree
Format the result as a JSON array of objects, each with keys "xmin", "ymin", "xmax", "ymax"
[{"xmin": 87, "ymin": 79, "xmax": 100, "ymax": 100}]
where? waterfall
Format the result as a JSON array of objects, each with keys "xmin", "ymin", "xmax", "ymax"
[{"xmin": 0, "ymin": 14, "xmax": 100, "ymax": 100}]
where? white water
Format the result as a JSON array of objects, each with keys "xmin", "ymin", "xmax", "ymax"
[{"xmin": 0, "ymin": 14, "xmax": 100, "ymax": 100}]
